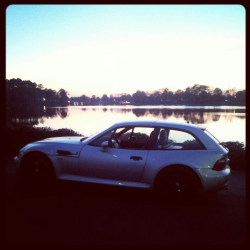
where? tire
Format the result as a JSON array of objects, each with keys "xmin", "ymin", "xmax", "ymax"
[
  {"xmin": 154, "ymin": 165, "xmax": 201, "ymax": 200},
  {"xmin": 21, "ymin": 152, "xmax": 55, "ymax": 188}
]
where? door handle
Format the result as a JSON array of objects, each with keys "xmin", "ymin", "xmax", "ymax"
[{"xmin": 130, "ymin": 156, "xmax": 143, "ymax": 161}]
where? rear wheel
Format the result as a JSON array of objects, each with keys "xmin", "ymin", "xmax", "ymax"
[{"xmin": 154, "ymin": 165, "xmax": 201, "ymax": 200}]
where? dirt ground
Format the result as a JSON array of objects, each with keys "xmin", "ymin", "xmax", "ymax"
[{"xmin": 5, "ymin": 157, "xmax": 246, "ymax": 244}]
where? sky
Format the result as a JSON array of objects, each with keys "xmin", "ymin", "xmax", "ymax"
[{"xmin": 6, "ymin": 4, "xmax": 245, "ymax": 97}]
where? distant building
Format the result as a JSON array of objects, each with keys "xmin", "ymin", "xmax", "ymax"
[{"xmin": 119, "ymin": 101, "xmax": 131, "ymax": 105}]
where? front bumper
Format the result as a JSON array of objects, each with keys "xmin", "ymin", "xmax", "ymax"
[{"xmin": 195, "ymin": 165, "xmax": 230, "ymax": 192}]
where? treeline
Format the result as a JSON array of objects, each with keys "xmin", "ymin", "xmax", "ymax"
[
  {"xmin": 6, "ymin": 78, "xmax": 245, "ymax": 106},
  {"xmin": 6, "ymin": 78, "xmax": 70, "ymax": 106},
  {"xmin": 65, "ymin": 85, "xmax": 246, "ymax": 106}
]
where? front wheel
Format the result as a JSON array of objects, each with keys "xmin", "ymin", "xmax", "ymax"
[{"xmin": 21, "ymin": 153, "xmax": 55, "ymax": 189}]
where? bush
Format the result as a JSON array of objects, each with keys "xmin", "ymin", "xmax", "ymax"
[
  {"xmin": 222, "ymin": 141, "xmax": 246, "ymax": 170},
  {"xmin": 6, "ymin": 124, "xmax": 83, "ymax": 157}
]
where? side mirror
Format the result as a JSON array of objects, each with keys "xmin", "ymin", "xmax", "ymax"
[{"xmin": 101, "ymin": 141, "xmax": 109, "ymax": 152}]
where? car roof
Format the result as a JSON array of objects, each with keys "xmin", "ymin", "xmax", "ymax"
[{"xmin": 113, "ymin": 120, "xmax": 201, "ymax": 131}]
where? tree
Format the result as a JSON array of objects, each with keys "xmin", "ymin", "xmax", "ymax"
[
  {"xmin": 6, "ymin": 78, "xmax": 38, "ymax": 104},
  {"xmin": 132, "ymin": 90, "xmax": 147, "ymax": 105},
  {"xmin": 184, "ymin": 84, "xmax": 210, "ymax": 105},
  {"xmin": 80, "ymin": 95, "xmax": 89, "ymax": 104},
  {"xmin": 185, "ymin": 86, "xmax": 194, "ymax": 104},
  {"xmin": 45, "ymin": 89, "xmax": 57, "ymax": 103},
  {"xmin": 235, "ymin": 90, "xmax": 246, "ymax": 105},
  {"xmin": 101, "ymin": 94, "xmax": 109, "ymax": 105},
  {"xmin": 202, "ymin": 91, "xmax": 211, "ymax": 105},
  {"xmin": 37, "ymin": 84, "xmax": 44, "ymax": 89},
  {"xmin": 161, "ymin": 89, "xmax": 169, "ymax": 104},
  {"xmin": 211, "ymin": 87, "xmax": 223, "ymax": 105},
  {"xmin": 57, "ymin": 89, "xmax": 69, "ymax": 106},
  {"xmin": 173, "ymin": 89, "xmax": 185, "ymax": 104},
  {"xmin": 213, "ymin": 88, "xmax": 222, "ymax": 96},
  {"xmin": 90, "ymin": 95, "xmax": 96, "ymax": 105},
  {"xmin": 152, "ymin": 91, "xmax": 161, "ymax": 104},
  {"xmin": 6, "ymin": 78, "xmax": 71, "ymax": 107}
]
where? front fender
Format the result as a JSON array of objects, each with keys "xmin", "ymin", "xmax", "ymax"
[{"xmin": 20, "ymin": 142, "xmax": 85, "ymax": 158}]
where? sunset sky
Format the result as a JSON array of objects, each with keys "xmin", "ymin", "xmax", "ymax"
[{"xmin": 6, "ymin": 4, "xmax": 245, "ymax": 97}]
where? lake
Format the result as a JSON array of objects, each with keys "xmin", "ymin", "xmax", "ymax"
[{"xmin": 7, "ymin": 105, "xmax": 246, "ymax": 145}]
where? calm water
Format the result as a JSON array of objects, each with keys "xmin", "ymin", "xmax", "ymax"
[{"xmin": 7, "ymin": 105, "xmax": 246, "ymax": 145}]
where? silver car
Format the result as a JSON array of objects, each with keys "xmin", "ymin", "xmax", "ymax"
[{"xmin": 14, "ymin": 121, "xmax": 230, "ymax": 198}]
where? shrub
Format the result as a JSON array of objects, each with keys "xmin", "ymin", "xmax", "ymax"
[
  {"xmin": 6, "ymin": 124, "xmax": 83, "ymax": 157},
  {"xmin": 222, "ymin": 141, "xmax": 246, "ymax": 170}
]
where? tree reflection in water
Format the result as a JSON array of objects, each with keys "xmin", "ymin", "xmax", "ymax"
[
  {"xmin": 162, "ymin": 109, "xmax": 173, "ymax": 118},
  {"xmin": 6, "ymin": 106, "xmax": 245, "ymax": 128},
  {"xmin": 132, "ymin": 109, "xmax": 146, "ymax": 117},
  {"xmin": 131, "ymin": 108, "xmax": 245, "ymax": 124},
  {"xmin": 6, "ymin": 106, "xmax": 70, "ymax": 126},
  {"xmin": 6, "ymin": 106, "xmax": 245, "ymax": 144},
  {"xmin": 57, "ymin": 107, "xmax": 69, "ymax": 119}
]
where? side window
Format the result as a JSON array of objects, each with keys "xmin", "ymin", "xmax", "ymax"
[
  {"xmin": 89, "ymin": 126, "xmax": 157, "ymax": 150},
  {"xmin": 89, "ymin": 127, "xmax": 133, "ymax": 148},
  {"xmin": 132, "ymin": 127, "xmax": 153, "ymax": 143},
  {"xmin": 118, "ymin": 127, "xmax": 156, "ymax": 150},
  {"xmin": 116, "ymin": 127, "xmax": 133, "ymax": 142},
  {"xmin": 156, "ymin": 128, "xmax": 204, "ymax": 150}
]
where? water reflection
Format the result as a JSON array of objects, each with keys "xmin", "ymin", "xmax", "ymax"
[
  {"xmin": 6, "ymin": 106, "xmax": 245, "ymax": 144},
  {"xmin": 110, "ymin": 108, "xmax": 132, "ymax": 114},
  {"xmin": 58, "ymin": 108, "xmax": 69, "ymax": 119},
  {"xmin": 129, "ymin": 108, "xmax": 244, "ymax": 124},
  {"xmin": 6, "ymin": 106, "xmax": 70, "ymax": 125},
  {"xmin": 7, "ymin": 106, "xmax": 245, "ymax": 126},
  {"xmin": 133, "ymin": 109, "xmax": 147, "ymax": 117}
]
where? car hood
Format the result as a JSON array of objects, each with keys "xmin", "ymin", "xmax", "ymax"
[
  {"xmin": 36, "ymin": 136, "xmax": 85, "ymax": 144},
  {"xmin": 20, "ymin": 136, "xmax": 87, "ymax": 156}
]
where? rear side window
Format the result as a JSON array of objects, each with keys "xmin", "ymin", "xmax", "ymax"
[{"xmin": 155, "ymin": 128, "xmax": 205, "ymax": 150}]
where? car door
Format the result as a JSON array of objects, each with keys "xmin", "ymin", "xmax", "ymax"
[{"xmin": 79, "ymin": 126, "xmax": 155, "ymax": 183}]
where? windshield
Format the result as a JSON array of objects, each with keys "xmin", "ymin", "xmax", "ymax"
[
  {"xmin": 80, "ymin": 131, "xmax": 100, "ymax": 143},
  {"xmin": 80, "ymin": 124, "xmax": 114, "ymax": 144}
]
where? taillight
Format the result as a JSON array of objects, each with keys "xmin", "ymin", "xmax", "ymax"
[{"xmin": 212, "ymin": 157, "xmax": 230, "ymax": 171}]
